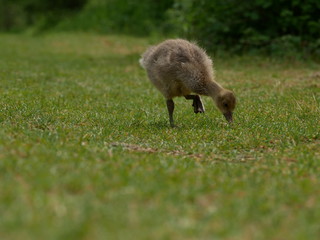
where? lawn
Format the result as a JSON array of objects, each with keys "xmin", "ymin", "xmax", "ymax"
[{"xmin": 0, "ymin": 33, "xmax": 319, "ymax": 240}]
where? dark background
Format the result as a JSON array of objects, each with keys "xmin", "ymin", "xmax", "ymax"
[{"xmin": 1, "ymin": 0, "xmax": 319, "ymax": 57}]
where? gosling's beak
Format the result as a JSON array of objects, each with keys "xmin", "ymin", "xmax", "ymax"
[{"xmin": 223, "ymin": 112, "xmax": 233, "ymax": 123}]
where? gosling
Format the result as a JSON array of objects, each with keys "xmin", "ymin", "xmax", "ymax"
[{"xmin": 139, "ymin": 39, "xmax": 236, "ymax": 127}]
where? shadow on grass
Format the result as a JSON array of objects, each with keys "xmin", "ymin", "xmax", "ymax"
[
  {"xmin": 130, "ymin": 117, "xmax": 233, "ymax": 131},
  {"xmin": 126, "ymin": 119, "xmax": 170, "ymax": 130},
  {"xmin": 145, "ymin": 120, "xmax": 169, "ymax": 130}
]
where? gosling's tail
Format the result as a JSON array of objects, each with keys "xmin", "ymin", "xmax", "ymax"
[
  {"xmin": 139, "ymin": 57, "xmax": 146, "ymax": 69},
  {"xmin": 139, "ymin": 45, "xmax": 156, "ymax": 69}
]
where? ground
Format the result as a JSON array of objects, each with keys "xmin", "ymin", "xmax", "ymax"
[{"xmin": 0, "ymin": 33, "xmax": 319, "ymax": 240}]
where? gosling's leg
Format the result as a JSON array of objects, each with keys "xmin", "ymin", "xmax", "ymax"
[
  {"xmin": 166, "ymin": 99, "xmax": 175, "ymax": 127},
  {"xmin": 184, "ymin": 95, "xmax": 205, "ymax": 113}
]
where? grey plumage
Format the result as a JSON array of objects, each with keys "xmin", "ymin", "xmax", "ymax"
[{"xmin": 140, "ymin": 39, "xmax": 236, "ymax": 127}]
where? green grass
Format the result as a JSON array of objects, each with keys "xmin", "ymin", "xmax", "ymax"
[{"xmin": 0, "ymin": 33, "xmax": 319, "ymax": 240}]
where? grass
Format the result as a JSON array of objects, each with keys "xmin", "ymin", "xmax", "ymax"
[{"xmin": 0, "ymin": 32, "xmax": 319, "ymax": 240}]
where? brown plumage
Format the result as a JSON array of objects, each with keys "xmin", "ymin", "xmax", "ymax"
[{"xmin": 140, "ymin": 39, "xmax": 236, "ymax": 127}]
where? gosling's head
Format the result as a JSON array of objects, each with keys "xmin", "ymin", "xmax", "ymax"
[{"xmin": 216, "ymin": 90, "xmax": 236, "ymax": 123}]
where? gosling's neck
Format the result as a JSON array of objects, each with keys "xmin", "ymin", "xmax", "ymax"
[{"xmin": 206, "ymin": 80, "xmax": 224, "ymax": 100}]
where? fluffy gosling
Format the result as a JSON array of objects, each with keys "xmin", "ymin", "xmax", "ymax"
[{"xmin": 140, "ymin": 39, "xmax": 236, "ymax": 127}]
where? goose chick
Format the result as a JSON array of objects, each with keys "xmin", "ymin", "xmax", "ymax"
[{"xmin": 140, "ymin": 39, "xmax": 236, "ymax": 127}]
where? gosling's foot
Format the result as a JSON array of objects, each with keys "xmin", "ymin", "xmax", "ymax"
[
  {"xmin": 192, "ymin": 97, "xmax": 205, "ymax": 114},
  {"xmin": 185, "ymin": 95, "xmax": 205, "ymax": 114}
]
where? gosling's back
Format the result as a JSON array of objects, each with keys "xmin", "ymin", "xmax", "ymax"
[{"xmin": 140, "ymin": 39, "xmax": 214, "ymax": 99}]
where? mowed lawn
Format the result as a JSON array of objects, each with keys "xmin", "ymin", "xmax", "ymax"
[{"xmin": 0, "ymin": 33, "xmax": 319, "ymax": 240}]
